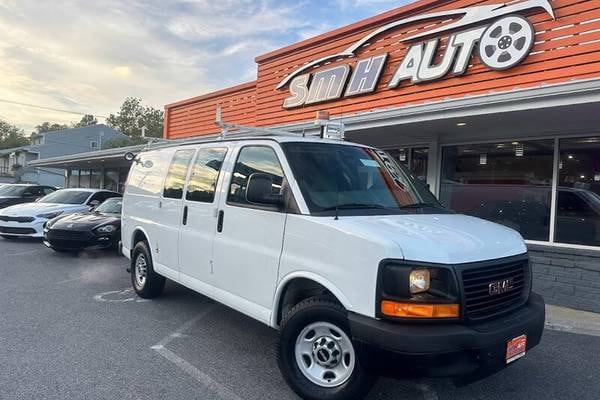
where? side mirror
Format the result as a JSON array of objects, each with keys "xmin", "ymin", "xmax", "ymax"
[
  {"xmin": 89, "ymin": 200, "xmax": 101, "ymax": 209},
  {"xmin": 246, "ymin": 173, "xmax": 282, "ymax": 207}
]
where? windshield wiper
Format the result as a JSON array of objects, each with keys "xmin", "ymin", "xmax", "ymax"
[{"xmin": 320, "ymin": 203, "xmax": 390, "ymax": 212}]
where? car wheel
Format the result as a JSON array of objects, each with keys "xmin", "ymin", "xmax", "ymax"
[
  {"xmin": 277, "ymin": 296, "xmax": 375, "ymax": 400},
  {"xmin": 131, "ymin": 241, "xmax": 165, "ymax": 299}
]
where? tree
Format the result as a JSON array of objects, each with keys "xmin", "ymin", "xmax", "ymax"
[
  {"xmin": 0, "ymin": 120, "xmax": 29, "ymax": 150},
  {"xmin": 33, "ymin": 121, "xmax": 69, "ymax": 134},
  {"xmin": 106, "ymin": 97, "xmax": 163, "ymax": 140},
  {"xmin": 73, "ymin": 114, "xmax": 97, "ymax": 128}
]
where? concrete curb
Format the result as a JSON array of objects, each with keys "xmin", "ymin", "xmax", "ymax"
[{"xmin": 545, "ymin": 304, "xmax": 600, "ymax": 337}]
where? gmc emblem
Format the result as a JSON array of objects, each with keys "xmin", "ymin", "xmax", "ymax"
[{"xmin": 488, "ymin": 278, "xmax": 514, "ymax": 296}]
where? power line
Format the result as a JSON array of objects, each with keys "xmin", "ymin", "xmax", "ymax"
[{"xmin": 0, "ymin": 98, "xmax": 108, "ymax": 119}]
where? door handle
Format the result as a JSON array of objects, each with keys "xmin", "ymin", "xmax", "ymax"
[
  {"xmin": 217, "ymin": 210, "xmax": 224, "ymax": 233},
  {"xmin": 182, "ymin": 205, "xmax": 189, "ymax": 225}
]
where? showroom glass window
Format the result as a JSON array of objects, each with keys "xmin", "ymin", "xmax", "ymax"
[
  {"xmin": 556, "ymin": 137, "xmax": 600, "ymax": 246},
  {"xmin": 90, "ymin": 169, "xmax": 102, "ymax": 189},
  {"xmin": 68, "ymin": 170, "xmax": 80, "ymax": 188},
  {"xmin": 440, "ymin": 140, "xmax": 554, "ymax": 241},
  {"xmin": 79, "ymin": 170, "xmax": 91, "ymax": 188},
  {"xmin": 387, "ymin": 147, "xmax": 429, "ymax": 181},
  {"xmin": 104, "ymin": 169, "xmax": 119, "ymax": 192}
]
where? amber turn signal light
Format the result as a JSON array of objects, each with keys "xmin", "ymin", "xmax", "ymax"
[{"xmin": 380, "ymin": 300, "xmax": 460, "ymax": 318}]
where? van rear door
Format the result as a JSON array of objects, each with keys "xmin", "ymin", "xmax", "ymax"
[
  {"xmin": 178, "ymin": 144, "xmax": 230, "ymax": 296},
  {"xmin": 155, "ymin": 148, "xmax": 195, "ymax": 279}
]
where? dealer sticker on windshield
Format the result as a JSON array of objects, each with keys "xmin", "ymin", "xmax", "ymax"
[
  {"xmin": 506, "ymin": 334, "xmax": 527, "ymax": 364},
  {"xmin": 360, "ymin": 159, "xmax": 380, "ymax": 167}
]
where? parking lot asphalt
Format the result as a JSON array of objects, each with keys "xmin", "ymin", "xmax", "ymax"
[{"xmin": 0, "ymin": 238, "xmax": 599, "ymax": 400}]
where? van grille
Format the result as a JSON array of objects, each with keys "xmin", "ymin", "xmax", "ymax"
[{"xmin": 461, "ymin": 259, "xmax": 529, "ymax": 321}]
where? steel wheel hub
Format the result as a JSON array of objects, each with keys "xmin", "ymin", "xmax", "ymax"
[
  {"xmin": 134, "ymin": 254, "xmax": 147, "ymax": 288},
  {"xmin": 294, "ymin": 322, "xmax": 356, "ymax": 388},
  {"xmin": 312, "ymin": 336, "xmax": 342, "ymax": 368}
]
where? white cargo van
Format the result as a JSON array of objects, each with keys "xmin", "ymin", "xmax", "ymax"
[{"xmin": 121, "ymin": 134, "xmax": 545, "ymax": 400}]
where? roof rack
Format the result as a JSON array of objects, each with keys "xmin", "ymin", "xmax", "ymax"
[
  {"xmin": 127, "ymin": 107, "xmax": 346, "ymax": 158},
  {"xmin": 215, "ymin": 106, "xmax": 299, "ymax": 138}
]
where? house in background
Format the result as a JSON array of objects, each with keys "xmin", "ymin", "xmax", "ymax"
[{"xmin": 0, "ymin": 124, "xmax": 127, "ymax": 187}]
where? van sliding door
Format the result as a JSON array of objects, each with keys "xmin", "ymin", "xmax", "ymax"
[{"xmin": 178, "ymin": 145, "xmax": 230, "ymax": 296}]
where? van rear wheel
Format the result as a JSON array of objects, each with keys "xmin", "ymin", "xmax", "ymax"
[
  {"xmin": 277, "ymin": 296, "xmax": 374, "ymax": 400},
  {"xmin": 131, "ymin": 241, "xmax": 165, "ymax": 299}
]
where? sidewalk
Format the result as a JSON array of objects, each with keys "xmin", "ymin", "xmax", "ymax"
[{"xmin": 545, "ymin": 304, "xmax": 600, "ymax": 337}]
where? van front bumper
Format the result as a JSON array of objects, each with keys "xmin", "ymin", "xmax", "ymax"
[{"xmin": 348, "ymin": 292, "xmax": 545, "ymax": 382}]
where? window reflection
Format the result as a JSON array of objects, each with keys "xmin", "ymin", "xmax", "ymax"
[
  {"xmin": 440, "ymin": 140, "xmax": 554, "ymax": 241},
  {"xmin": 163, "ymin": 150, "xmax": 195, "ymax": 199},
  {"xmin": 186, "ymin": 148, "xmax": 227, "ymax": 203},
  {"xmin": 556, "ymin": 137, "xmax": 600, "ymax": 246}
]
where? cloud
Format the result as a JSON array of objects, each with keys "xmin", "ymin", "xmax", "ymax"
[{"xmin": 0, "ymin": 0, "xmax": 414, "ymax": 134}]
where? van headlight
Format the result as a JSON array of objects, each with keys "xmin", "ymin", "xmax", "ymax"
[
  {"xmin": 378, "ymin": 262, "xmax": 460, "ymax": 319},
  {"xmin": 409, "ymin": 269, "xmax": 430, "ymax": 294}
]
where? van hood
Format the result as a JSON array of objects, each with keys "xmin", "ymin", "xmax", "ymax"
[
  {"xmin": 334, "ymin": 213, "xmax": 527, "ymax": 264},
  {"xmin": 0, "ymin": 202, "xmax": 89, "ymax": 217}
]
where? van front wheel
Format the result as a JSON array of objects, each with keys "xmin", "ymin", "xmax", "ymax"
[
  {"xmin": 131, "ymin": 241, "xmax": 165, "ymax": 299},
  {"xmin": 277, "ymin": 296, "xmax": 374, "ymax": 400}
]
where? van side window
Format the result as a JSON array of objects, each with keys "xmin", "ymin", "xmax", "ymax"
[
  {"xmin": 186, "ymin": 147, "xmax": 228, "ymax": 203},
  {"xmin": 228, "ymin": 146, "xmax": 284, "ymax": 207},
  {"xmin": 163, "ymin": 149, "xmax": 195, "ymax": 199}
]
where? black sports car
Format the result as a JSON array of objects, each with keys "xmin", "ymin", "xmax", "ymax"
[{"xmin": 43, "ymin": 197, "xmax": 122, "ymax": 252}]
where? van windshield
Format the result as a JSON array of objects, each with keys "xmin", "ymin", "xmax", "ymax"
[{"xmin": 281, "ymin": 142, "xmax": 445, "ymax": 216}]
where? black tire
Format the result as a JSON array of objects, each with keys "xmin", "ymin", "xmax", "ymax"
[
  {"xmin": 277, "ymin": 296, "xmax": 375, "ymax": 400},
  {"xmin": 130, "ymin": 241, "xmax": 165, "ymax": 299}
]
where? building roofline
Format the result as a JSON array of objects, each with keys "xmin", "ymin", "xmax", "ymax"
[
  {"xmin": 28, "ymin": 144, "xmax": 147, "ymax": 166},
  {"xmin": 255, "ymin": 0, "xmax": 443, "ymax": 63},
  {"xmin": 0, "ymin": 146, "xmax": 33, "ymax": 155},
  {"xmin": 164, "ymin": 81, "xmax": 257, "ymax": 109},
  {"xmin": 32, "ymin": 123, "xmax": 119, "ymax": 136}
]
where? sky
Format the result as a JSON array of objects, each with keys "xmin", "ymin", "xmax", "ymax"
[{"xmin": 0, "ymin": 0, "xmax": 411, "ymax": 135}]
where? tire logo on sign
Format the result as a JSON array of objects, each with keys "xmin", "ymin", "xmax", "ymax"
[{"xmin": 278, "ymin": 0, "xmax": 555, "ymax": 108}]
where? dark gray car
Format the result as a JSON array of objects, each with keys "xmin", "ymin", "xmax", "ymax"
[{"xmin": 0, "ymin": 184, "xmax": 57, "ymax": 209}]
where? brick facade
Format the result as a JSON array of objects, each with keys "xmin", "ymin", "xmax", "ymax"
[{"xmin": 529, "ymin": 244, "xmax": 600, "ymax": 313}]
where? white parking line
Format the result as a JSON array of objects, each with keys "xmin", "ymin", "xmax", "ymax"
[
  {"xmin": 151, "ymin": 304, "xmax": 243, "ymax": 400},
  {"xmin": 93, "ymin": 288, "xmax": 149, "ymax": 303}
]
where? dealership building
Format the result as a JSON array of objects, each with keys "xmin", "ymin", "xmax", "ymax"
[{"xmin": 34, "ymin": 0, "xmax": 600, "ymax": 312}]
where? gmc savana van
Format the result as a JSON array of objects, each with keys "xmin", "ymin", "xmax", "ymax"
[{"xmin": 121, "ymin": 135, "xmax": 545, "ymax": 400}]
